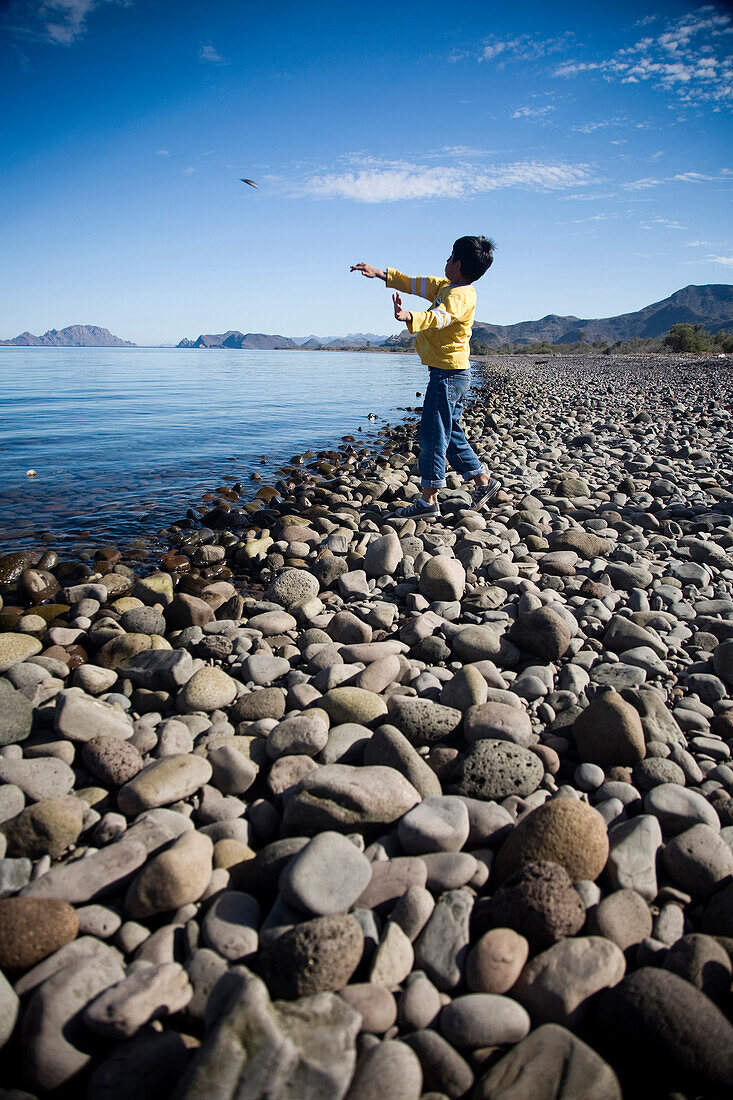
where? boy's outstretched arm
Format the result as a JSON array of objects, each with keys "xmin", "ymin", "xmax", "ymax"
[{"xmin": 350, "ymin": 263, "xmax": 387, "ymax": 281}]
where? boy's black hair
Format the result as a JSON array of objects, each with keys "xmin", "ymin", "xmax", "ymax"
[{"xmin": 452, "ymin": 236, "xmax": 496, "ymax": 283}]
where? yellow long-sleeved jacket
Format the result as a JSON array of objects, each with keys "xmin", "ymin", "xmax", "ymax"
[{"xmin": 386, "ymin": 268, "xmax": 476, "ymax": 371}]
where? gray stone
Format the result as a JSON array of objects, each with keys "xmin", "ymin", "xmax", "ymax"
[
  {"xmin": 398, "ymin": 797, "xmax": 469, "ymax": 855},
  {"xmin": 474, "ymin": 1023, "xmax": 622, "ymax": 1100},
  {"xmin": 279, "ymin": 831, "xmax": 372, "ymax": 915},
  {"xmin": 606, "ymin": 815, "xmax": 662, "ymax": 901},
  {"xmin": 644, "ymin": 783, "xmax": 720, "ymax": 835},
  {"xmin": 282, "ymin": 765, "xmax": 421, "ymax": 835},
  {"xmin": 175, "ymin": 969, "xmax": 361, "ymax": 1100},
  {"xmin": 419, "ymin": 557, "xmax": 466, "ymax": 602},
  {"xmin": 463, "ymin": 701, "xmax": 533, "ymax": 747},
  {"xmin": 0, "ymin": 680, "xmax": 33, "ymax": 746},
  {"xmin": 267, "ymin": 713, "xmax": 330, "ymax": 760},
  {"xmin": 414, "ymin": 888, "xmax": 473, "ymax": 991},
  {"xmin": 21, "ymin": 952, "xmax": 125, "ymax": 1092},
  {"xmin": 117, "ymin": 754, "xmax": 213, "ymax": 815},
  {"xmin": 201, "ymin": 890, "xmax": 260, "ymax": 960},
  {"xmin": 84, "ymin": 961, "xmax": 192, "ymax": 1037},
  {"xmin": 345, "ymin": 1040, "xmax": 422, "ymax": 1100},
  {"xmin": 239, "ymin": 654, "xmax": 291, "ymax": 686},
  {"xmin": 121, "ymin": 648, "xmax": 195, "ymax": 692},
  {"xmin": 385, "ymin": 697, "xmax": 462, "ymax": 746},
  {"xmin": 22, "ymin": 836, "xmax": 148, "ymax": 902},
  {"xmin": 661, "ymin": 823, "xmax": 733, "ymax": 897},
  {"xmin": 439, "ymin": 992, "xmax": 531, "ymax": 1048},
  {"xmin": 0, "ymin": 756, "xmax": 74, "ymax": 802},
  {"xmin": 265, "ymin": 568, "xmax": 320, "ymax": 609},
  {"xmin": 365, "ymin": 533, "xmax": 404, "ymax": 578},
  {"xmin": 55, "ymin": 689, "xmax": 134, "ymax": 742},
  {"xmin": 0, "ymin": 965, "xmax": 18, "ymax": 1049},
  {"xmin": 585, "ymin": 890, "xmax": 652, "ymax": 951}
]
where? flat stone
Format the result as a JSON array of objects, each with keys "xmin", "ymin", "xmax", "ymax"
[
  {"xmin": 320, "ymin": 687, "xmax": 388, "ymax": 726},
  {"xmin": 267, "ymin": 712, "xmax": 329, "ymax": 760},
  {"xmin": 573, "ymin": 691, "xmax": 646, "ymax": 767},
  {"xmin": 402, "ymin": 1029, "xmax": 474, "ymax": 1098},
  {"xmin": 239, "ymin": 653, "xmax": 291, "ymax": 685},
  {"xmin": 452, "ymin": 625, "xmax": 502, "ymax": 661},
  {"xmin": 120, "ymin": 648, "xmax": 195, "ymax": 692},
  {"xmin": 84, "ymin": 961, "xmax": 192, "ymax": 1038},
  {"xmin": 585, "ymin": 889, "xmax": 653, "ymax": 951},
  {"xmin": 463, "ymin": 701, "xmax": 533, "ymax": 746},
  {"xmin": 21, "ymin": 951, "xmax": 126, "ymax": 1093},
  {"xmin": 0, "ymin": 756, "xmax": 74, "ymax": 802},
  {"xmin": 594, "ymin": 967, "xmax": 733, "ymax": 1097},
  {"xmin": 176, "ymin": 969, "xmax": 361, "ymax": 1100},
  {"xmin": 606, "ymin": 815, "xmax": 663, "ymax": 901},
  {"xmin": 21, "ymin": 836, "xmax": 148, "ymax": 902},
  {"xmin": 644, "ymin": 783, "xmax": 720, "ymax": 835},
  {"xmin": 661, "ymin": 823, "xmax": 733, "ymax": 897},
  {"xmin": 474, "ymin": 1023, "xmax": 622, "ymax": 1100},
  {"xmin": 345, "ymin": 1039, "xmax": 422, "ymax": 1100},
  {"xmin": 495, "ymin": 797, "xmax": 609, "ymax": 883},
  {"xmin": 513, "ymin": 936, "xmax": 625, "ymax": 1028},
  {"xmin": 414, "ymin": 887, "xmax": 473, "ymax": 991},
  {"xmin": 230, "ymin": 688, "xmax": 286, "ymax": 722},
  {"xmin": 279, "ymin": 830, "xmax": 372, "ymax": 915},
  {"xmin": 0, "ymin": 679, "xmax": 33, "ymax": 746},
  {"xmin": 2, "ymin": 797, "xmax": 84, "ymax": 859},
  {"xmin": 339, "ymin": 984, "xmax": 397, "ymax": 1034},
  {"xmin": 439, "ymin": 992, "xmax": 531, "ymax": 1048},
  {"xmin": 370, "ymin": 921, "xmax": 414, "ymax": 987},
  {"xmin": 282, "ymin": 764, "xmax": 421, "ymax": 835},
  {"xmin": 125, "ymin": 831, "xmax": 213, "ymax": 918},
  {"xmin": 398, "ymin": 796, "xmax": 470, "ymax": 855},
  {"xmin": 201, "ymin": 890, "xmax": 260, "ymax": 960},
  {"xmin": 356, "ymin": 857, "xmax": 428, "ymax": 911},
  {"xmin": 363, "ymin": 724, "xmax": 442, "ymax": 798},
  {"xmin": 0, "ymin": 634, "xmax": 42, "ymax": 673},
  {"xmin": 117, "ymin": 754, "xmax": 213, "ymax": 815}
]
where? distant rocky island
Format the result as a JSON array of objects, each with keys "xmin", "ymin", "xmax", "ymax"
[
  {"xmin": 0, "ymin": 325, "xmax": 134, "ymax": 347},
  {"xmin": 175, "ymin": 283, "xmax": 732, "ymax": 352}
]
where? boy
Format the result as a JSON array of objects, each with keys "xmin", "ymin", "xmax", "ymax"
[{"xmin": 351, "ymin": 235, "xmax": 499, "ymax": 518}]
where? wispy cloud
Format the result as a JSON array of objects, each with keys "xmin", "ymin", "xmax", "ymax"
[
  {"xmin": 685, "ymin": 239, "xmax": 715, "ymax": 246},
  {"xmin": 284, "ymin": 155, "xmax": 595, "ymax": 203},
  {"xmin": 478, "ymin": 31, "xmax": 574, "ymax": 64},
  {"xmin": 708, "ymin": 254, "xmax": 733, "ymax": 266},
  {"xmin": 511, "ymin": 104, "xmax": 555, "ymax": 119},
  {"xmin": 553, "ymin": 6, "xmax": 733, "ymax": 107},
  {"xmin": 623, "ymin": 168, "xmax": 733, "ymax": 190},
  {"xmin": 198, "ymin": 43, "xmax": 224, "ymax": 64},
  {"xmin": 156, "ymin": 149, "xmax": 170, "ymax": 156},
  {"xmin": 639, "ymin": 215, "xmax": 687, "ymax": 230},
  {"xmin": 3, "ymin": 0, "xmax": 131, "ymax": 46},
  {"xmin": 182, "ymin": 167, "xmax": 195, "ymax": 177}
]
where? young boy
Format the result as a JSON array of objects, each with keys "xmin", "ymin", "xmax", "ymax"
[{"xmin": 351, "ymin": 236, "xmax": 499, "ymax": 518}]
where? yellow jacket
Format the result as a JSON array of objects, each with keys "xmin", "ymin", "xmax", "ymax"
[{"xmin": 386, "ymin": 268, "xmax": 476, "ymax": 371}]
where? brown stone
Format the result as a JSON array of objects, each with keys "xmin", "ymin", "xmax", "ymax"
[
  {"xmin": 572, "ymin": 691, "xmax": 646, "ymax": 767},
  {"xmin": 0, "ymin": 898, "xmax": 79, "ymax": 971},
  {"xmin": 495, "ymin": 797, "xmax": 609, "ymax": 883}
]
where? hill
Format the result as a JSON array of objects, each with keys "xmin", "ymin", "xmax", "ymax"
[
  {"xmin": 0, "ymin": 325, "xmax": 135, "ymax": 347},
  {"xmin": 383, "ymin": 284, "xmax": 733, "ymax": 350},
  {"xmin": 177, "ymin": 331, "xmax": 297, "ymax": 349}
]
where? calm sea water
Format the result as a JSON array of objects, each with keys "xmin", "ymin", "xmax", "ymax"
[{"xmin": 0, "ymin": 347, "xmax": 432, "ymax": 554}]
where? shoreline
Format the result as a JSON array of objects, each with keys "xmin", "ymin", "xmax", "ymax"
[{"xmin": 1, "ymin": 353, "xmax": 733, "ymax": 1096}]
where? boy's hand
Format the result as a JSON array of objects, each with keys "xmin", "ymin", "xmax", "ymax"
[
  {"xmin": 350, "ymin": 262, "xmax": 386, "ymax": 281},
  {"xmin": 393, "ymin": 292, "xmax": 412, "ymax": 324}
]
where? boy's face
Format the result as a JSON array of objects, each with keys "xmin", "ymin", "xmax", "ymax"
[{"xmin": 445, "ymin": 252, "xmax": 462, "ymax": 281}]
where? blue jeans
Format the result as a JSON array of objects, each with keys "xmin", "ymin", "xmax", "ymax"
[{"xmin": 419, "ymin": 368, "xmax": 486, "ymax": 489}]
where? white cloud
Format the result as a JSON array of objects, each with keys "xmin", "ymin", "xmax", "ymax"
[
  {"xmin": 708, "ymin": 254, "xmax": 733, "ymax": 266},
  {"xmin": 198, "ymin": 43, "xmax": 224, "ymax": 63},
  {"xmin": 182, "ymin": 167, "xmax": 194, "ymax": 177},
  {"xmin": 288, "ymin": 156, "xmax": 595, "ymax": 203},
  {"xmin": 639, "ymin": 216, "xmax": 687, "ymax": 230},
  {"xmin": 5, "ymin": 0, "xmax": 130, "ymax": 45},
  {"xmin": 623, "ymin": 168, "xmax": 733, "ymax": 190},
  {"xmin": 478, "ymin": 32, "xmax": 573, "ymax": 64},
  {"xmin": 511, "ymin": 105, "xmax": 555, "ymax": 119},
  {"xmin": 156, "ymin": 149, "xmax": 170, "ymax": 156},
  {"xmin": 553, "ymin": 6, "xmax": 733, "ymax": 106},
  {"xmin": 685, "ymin": 239, "xmax": 715, "ymax": 246}
]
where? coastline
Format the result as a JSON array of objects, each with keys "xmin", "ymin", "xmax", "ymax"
[{"xmin": 1, "ymin": 353, "xmax": 733, "ymax": 1096}]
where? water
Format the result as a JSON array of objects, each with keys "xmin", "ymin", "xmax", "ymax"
[{"xmin": 0, "ymin": 347, "xmax": 430, "ymax": 554}]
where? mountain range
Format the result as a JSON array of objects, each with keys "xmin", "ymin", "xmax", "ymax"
[
  {"xmin": 0, "ymin": 325, "xmax": 134, "ymax": 347},
  {"xmin": 2, "ymin": 285, "xmax": 730, "ymax": 350}
]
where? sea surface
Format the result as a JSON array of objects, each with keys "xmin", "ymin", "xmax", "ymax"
[{"xmin": 0, "ymin": 346, "xmax": 434, "ymax": 555}]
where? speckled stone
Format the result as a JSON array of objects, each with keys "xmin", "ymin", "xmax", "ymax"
[
  {"xmin": 0, "ymin": 897, "xmax": 79, "ymax": 971},
  {"xmin": 495, "ymin": 797, "xmax": 609, "ymax": 883}
]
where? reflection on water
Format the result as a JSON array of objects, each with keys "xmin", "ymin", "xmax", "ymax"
[{"xmin": 0, "ymin": 347, "xmax": 426, "ymax": 553}]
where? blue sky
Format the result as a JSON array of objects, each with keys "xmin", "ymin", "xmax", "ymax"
[{"xmin": 1, "ymin": 0, "xmax": 731, "ymax": 344}]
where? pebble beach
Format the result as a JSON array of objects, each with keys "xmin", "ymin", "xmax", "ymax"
[{"xmin": 0, "ymin": 352, "xmax": 732, "ymax": 1099}]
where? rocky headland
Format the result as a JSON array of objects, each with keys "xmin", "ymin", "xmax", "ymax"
[{"xmin": 0, "ymin": 354, "xmax": 732, "ymax": 1099}]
